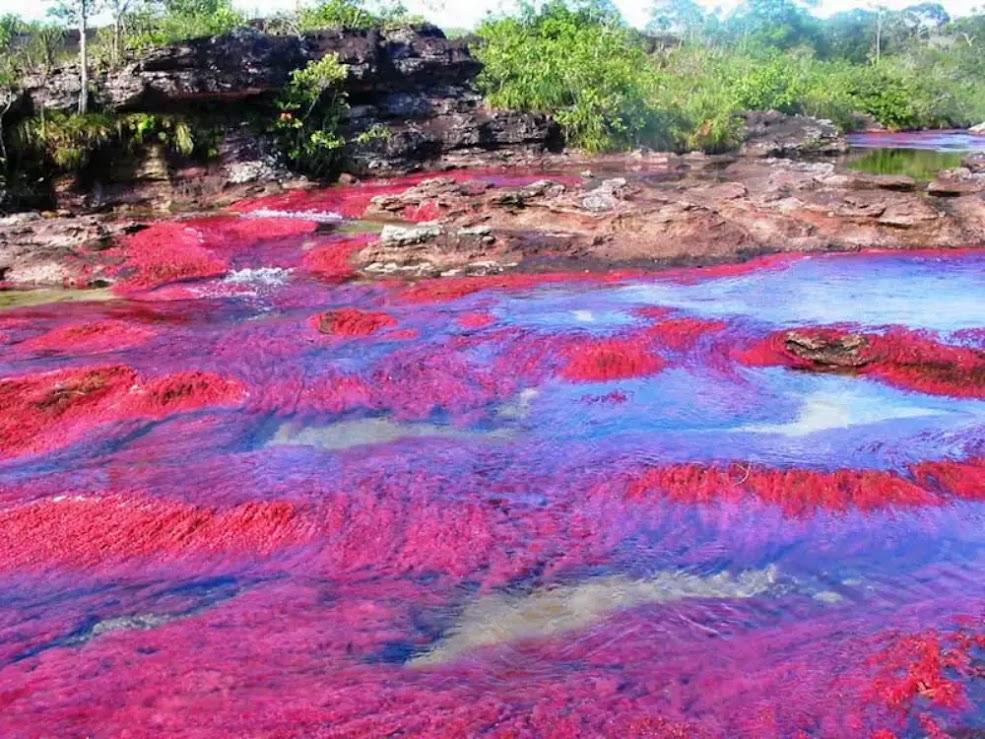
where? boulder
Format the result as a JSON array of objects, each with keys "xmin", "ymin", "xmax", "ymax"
[
  {"xmin": 740, "ymin": 111, "xmax": 847, "ymax": 158},
  {"xmin": 970, "ymin": 122, "xmax": 985, "ymax": 135}
]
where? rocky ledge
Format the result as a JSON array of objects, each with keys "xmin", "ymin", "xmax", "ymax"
[
  {"xmin": 4, "ymin": 153, "xmax": 983, "ymax": 288},
  {"xmin": 350, "ymin": 155, "xmax": 985, "ymax": 278},
  {"xmin": 11, "ymin": 24, "xmax": 560, "ymax": 214}
]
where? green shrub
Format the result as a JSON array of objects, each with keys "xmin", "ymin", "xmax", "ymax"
[
  {"xmin": 272, "ymin": 54, "xmax": 350, "ymax": 177},
  {"xmin": 295, "ymin": 0, "xmax": 424, "ymax": 33},
  {"xmin": 128, "ymin": 0, "xmax": 245, "ymax": 49},
  {"xmin": 475, "ymin": 1, "xmax": 660, "ymax": 152},
  {"xmin": 15, "ymin": 111, "xmax": 212, "ymax": 172}
]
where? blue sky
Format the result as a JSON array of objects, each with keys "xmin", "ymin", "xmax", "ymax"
[{"xmin": 1, "ymin": 0, "xmax": 980, "ymax": 27}]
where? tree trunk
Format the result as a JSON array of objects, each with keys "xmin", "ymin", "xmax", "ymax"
[
  {"xmin": 79, "ymin": 5, "xmax": 89, "ymax": 115},
  {"xmin": 114, "ymin": 16, "xmax": 122, "ymax": 67},
  {"xmin": 875, "ymin": 14, "xmax": 882, "ymax": 65}
]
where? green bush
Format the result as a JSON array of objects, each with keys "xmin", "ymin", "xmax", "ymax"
[
  {"xmin": 272, "ymin": 54, "xmax": 350, "ymax": 177},
  {"xmin": 15, "ymin": 112, "xmax": 211, "ymax": 172},
  {"xmin": 294, "ymin": 0, "xmax": 424, "ymax": 33},
  {"xmin": 128, "ymin": 0, "xmax": 245, "ymax": 49},
  {"xmin": 476, "ymin": 1, "xmax": 660, "ymax": 152}
]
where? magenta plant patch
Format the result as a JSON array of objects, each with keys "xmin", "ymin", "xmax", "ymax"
[{"xmin": 1, "ymin": 185, "xmax": 983, "ymax": 737}]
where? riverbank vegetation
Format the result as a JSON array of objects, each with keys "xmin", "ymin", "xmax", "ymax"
[
  {"xmin": 474, "ymin": 0, "xmax": 985, "ymax": 152},
  {"xmin": 0, "ymin": 0, "xmax": 983, "ymax": 194}
]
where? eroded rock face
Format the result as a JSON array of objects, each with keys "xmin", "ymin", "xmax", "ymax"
[
  {"xmin": 783, "ymin": 331, "xmax": 872, "ymax": 369},
  {"xmin": 0, "ymin": 213, "xmax": 135, "ymax": 286},
  {"xmin": 17, "ymin": 24, "xmax": 561, "ymax": 184},
  {"xmin": 347, "ymin": 155, "xmax": 984, "ymax": 277},
  {"xmin": 740, "ymin": 111, "xmax": 847, "ymax": 158}
]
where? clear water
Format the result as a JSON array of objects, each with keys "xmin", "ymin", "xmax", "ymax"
[
  {"xmin": 0, "ymin": 201, "xmax": 983, "ymax": 736},
  {"xmin": 846, "ymin": 129, "xmax": 983, "ymax": 179}
]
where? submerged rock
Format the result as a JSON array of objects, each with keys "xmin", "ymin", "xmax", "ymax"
[{"xmin": 410, "ymin": 566, "xmax": 780, "ymax": 667}]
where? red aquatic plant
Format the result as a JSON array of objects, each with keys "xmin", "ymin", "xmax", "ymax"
[
  {"xmin": 458, "ymin": 312, "xmax": 496, "ymax": 330},
  {"xmin": 17, "ymin": 320, "xmax": 155, "ymax": 355},
  {"xmin": 645, "ymin": 316, "xmax": 728, "ymax": 352},
  {"xmin": 0, "ymin": 365, "xmax": 140, "ymax": 458},
  {"xmin": 560, "ymin": 337, "xmax": 666, "ymax": 383},
  {"xmin": 313, "ymin": 308, "xmax": 398, "ymax": 337},
  {"xmin": 868, "ymin": 627, "xmax": 982, "ymax": 718},
  {"xmin": 910, "ymin": 458, "xmax": 985, "ymax": 501},
  {"xmin": 0, "ymin": 496, "xmax": 304, "ymax": 571},
  {"xmin": 396, "ymin": 270, "xmax": 642, "ymax": 304},
  {"xmin": 739, "ymin": 326, "xmax": 985, "ymax": 398},
  {"xmin": 136, "ymin": 371, "xmax": 247, "ymax": 418},
  {"xmin": 0, "ymin": 366, "xmax": 246, "ymax": 458},
  {"xmin": 116, "ymin": 222, "xmax": 229, "ymax": 290},
  {"xmin": 624, "ymin": 463, "xmax": 941, "ymax": 515},
  {"xmin": 301, "ymin": 236, "xmax": 374, "ymax": 282}
]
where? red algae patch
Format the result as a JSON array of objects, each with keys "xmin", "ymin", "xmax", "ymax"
[
  {"xmin": 301, "ymin": 236, "xmax": 374, "ymax": 282},
  {"xmin": 17, "ymin": 320, "xmax": 155, "ymax": 355},
  {"xmin": 911, "ymin": 458, "xmax": 985, "ymax": 500},
  {"xmin": 561, "ymin": 337, "xmax": 666, "ymax": 382},
  {"xmin": 396, "ymin": 271, "xmax": 642, "ymax": 304},
  {"xmin": 867, "ymin": 623, "xmax": 985, "ymax": 735},
  {"xmin": 458, "ymin": 312, "xmax": 497, "ymax": 330},
  {"xmin": 313, "ymin": 308, "xmax": 398, "ymax": 337},
  {"xmin": 196, "ymin": 216, "xmax": 320, "ymax": 247},
  {"xmin": 0, "ymin": 496, "xmax": 303, "ymax": 571},
  {"xmin": 740, "ymin": 326, "xmax": 985, "ymax": 398},
  {"xmin": 0, "ymin": 366, "xmax": 246, "ymax": 459},
  {"xmin": 624, "ymin": 464, "xmax": 941, "ymax": 515},
  {"xmin": 0, "ymin": 365, "xmax": 139, "ymax": 458},
  {"xmin": 644, "ymin": 316, "xmax": 729, "ymax": 352},
  {"xmin": 116, "ymin": 223, "xmax": 229, "ymax": 291},
  {"xmin": 135, "ymin": 371, "xmax": 246, "ymax": 418}
]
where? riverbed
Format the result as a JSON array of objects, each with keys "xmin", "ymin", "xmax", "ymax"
[{"xmin": 0, "ymin": 171, "xmax": 983, "ymax": 736}]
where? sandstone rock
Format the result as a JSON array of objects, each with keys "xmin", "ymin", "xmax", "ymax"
[
  {"xmin": 740, "ymin": 111, "xmax": 847, "ymax": 158},
  {"xmin": 963, "ymin": 153, "xmax": 985, "ymax": 174},
  {"xmin": 379, "ymin": 223, "xmax": 443, "ymax": 247},
  {"xmin": 784, "ymin": 331, "xmax": 871, "ymax": 369},
  {"xmin": 928, "ymin": 170, "xmax": 985, "ymax": 197},
  {"xmin": 970, "ymin": 122, "xmax": 985, "ymax": 135}
]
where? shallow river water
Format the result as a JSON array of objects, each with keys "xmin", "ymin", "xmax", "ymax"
[{"xmin": 0, "ymin": 178, "xmax": 983, "ymax": 737}]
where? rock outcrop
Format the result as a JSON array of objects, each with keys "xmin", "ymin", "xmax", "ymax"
[
  {"xmin": 740, "ymin": 111, "xmax": 847, "ymax": 158},
  {"xmin": 16, "ymin": 24, "xmax": 561, "ymax": 191},
  {"xmin": 351, "ymin": 155, "xmax": 985, "ymax": 278}
]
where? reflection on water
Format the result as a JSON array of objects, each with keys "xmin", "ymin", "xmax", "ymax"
[
  {"xmin": 847, "ymin": 148, "xmax": 964, "ymax": 179},
  {"xmin": 0, "ymin": 287, "xmax": 113, "ymax": 310},
  {"xmin": 0, "ymin": 213, "xmax": 983, "ymax": 736}
]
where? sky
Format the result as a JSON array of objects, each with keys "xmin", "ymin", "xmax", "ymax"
[{"xmin": 1, "ymin": 0, "xmax": 980, "ymax": 27}]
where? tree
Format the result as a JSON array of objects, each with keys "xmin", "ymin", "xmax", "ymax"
[
  {"xmin": 107, "ymin": 0, "xmax": 135, "ymax": 66},
  {"xmin": 727, "ymin": 0, "xmax": 823, "ymax": 51},
  {"xmin": 900, "ymin": 2, "xmax": 949, "ymax": 41},
  {"xmin": 48, "ymin": 0, "xmax": 100, "ymax": 114},
  {"xmin": 647, "ymin": 0, "xmax": 706, "ymax": 40}
]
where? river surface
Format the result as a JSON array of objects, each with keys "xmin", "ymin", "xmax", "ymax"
[
  {"xmin": 846, "ymin": 129, "xmax": 984, "ymax": 178},
  {"xmin": 0, "ymin": 182, "xmax": 983, "ymax": 736}
]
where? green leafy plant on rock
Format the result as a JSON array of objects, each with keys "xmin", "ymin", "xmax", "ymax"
[{"xmin": 272, "ymin": 54, "xmax": 350, "ymax": 178}]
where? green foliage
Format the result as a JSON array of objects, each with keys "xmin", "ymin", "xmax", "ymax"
[
  {"xmin": 478, "ymin": 0, "xmax": 985, "ymax": 152},
  {"xmin": 294, "ymin": 0, "xmax": 423, "ymax": 33},
  {"xmin": 476, "ymin": 1, "xmax": 659, "ymax": 153},
  {"xmin": 127, "ymin": 0, "xmax": 245, "ymax": 49},
  {"xmin": 14, "ymin": 111, "xmax": 211, "ymax": 172},
  {"xmin": 272, "ymin": 54, "xmax": 350, "ymax": 178}
]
